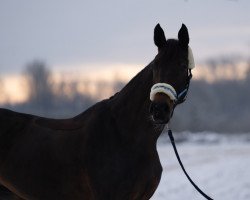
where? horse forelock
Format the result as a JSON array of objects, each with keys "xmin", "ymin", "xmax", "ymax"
[{"xmin": 154, "ymin": 39, "xmax": 195, "ymax": 70}]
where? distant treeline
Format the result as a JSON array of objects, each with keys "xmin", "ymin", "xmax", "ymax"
[
  {"xmin": 1, "ymin": 59, "xmax": 250, "ymax": 133},
  {"xmin": 2, "ymin": 61, "xmax": 96, "ymax": 118},
  {"xmin": 173, "ymin": 76, "xmax": 250, "ymax": 133}
]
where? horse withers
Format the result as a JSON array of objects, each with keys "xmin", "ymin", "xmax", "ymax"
[{"xmin": 0, "ymin": 24, "xmax": 193, "ymax": 200}]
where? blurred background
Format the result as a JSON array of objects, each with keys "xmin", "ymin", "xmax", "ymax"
[
  {"xmin": 0, "ymin": 1, "xmax": 250, "ymax": 199},
  {"xmin": 0, "ymin": 0, "xmax": 250, "ymax": 133}
]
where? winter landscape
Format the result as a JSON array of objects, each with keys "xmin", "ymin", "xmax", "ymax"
[
  {"xmin": 1, "ymin": 1, "xmax": 250, "ymax": 199},
  {"xmin": 152, "ymin": 132, "xmax": 250, "ymax": 200}
]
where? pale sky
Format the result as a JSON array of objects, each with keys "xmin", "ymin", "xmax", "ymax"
[{"xmin": 0, "ymin": 0, "xmax": 250, "ymax": 75}]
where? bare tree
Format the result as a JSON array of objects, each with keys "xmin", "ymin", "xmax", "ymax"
[{"xmin": 24, "ymin": 60, "xmax": 54, "ymax": 109}]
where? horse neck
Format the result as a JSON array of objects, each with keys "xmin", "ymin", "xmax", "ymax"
[{"xmin": 109, "ymin": 63, "xmax": 163, "ymax": 143}]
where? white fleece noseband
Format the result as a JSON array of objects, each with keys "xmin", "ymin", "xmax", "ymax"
[
  {"xmin": 150, "ymin": 83, "xmax": 177, "ymax": 101},
  {"xmin": 150, "ymin": 46, "xmax": 195, "ymax": 101}
]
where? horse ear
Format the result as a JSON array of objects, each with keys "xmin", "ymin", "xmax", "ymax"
[
  {"xmin": 154, "ymin": 24, "xmax": 167, "ymax": 49},
  {"xmin": 178, "ymin": 24, "xmax": 189, "ymax": 48}
]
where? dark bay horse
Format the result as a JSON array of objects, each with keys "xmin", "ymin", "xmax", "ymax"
[{"xmin": 0, "ymin": 24, "xmax": 194, "ymax": 200}]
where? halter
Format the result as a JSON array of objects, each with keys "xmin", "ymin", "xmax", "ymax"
[
  {"xmin": 175, "ymin": 68, "xmax": 192, "ymax": 105},
  {"xmin": 176, "ymin": 46, "xmax": 194, "ymax": 105},
  {"xmin": 150, "ymin": 69, "xmax": 192, "ymax": 106},
  {"xmin": 150, "ymin": 46, "xmax": 194, "ymax": 107}
]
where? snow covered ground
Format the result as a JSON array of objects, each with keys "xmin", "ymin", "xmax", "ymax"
[{"xmin": 151, "ymin": 132, "xmax": 250, "ymax": 200}]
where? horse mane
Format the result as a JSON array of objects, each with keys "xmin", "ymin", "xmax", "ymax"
[{"xmin": 110, "ymin": 63, "xmax": 153, "ymax": 103}]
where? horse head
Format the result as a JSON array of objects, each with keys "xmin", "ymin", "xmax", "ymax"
[{"xmin": 149, "ymin": 24, "xmax": 195, "ymax": 124}]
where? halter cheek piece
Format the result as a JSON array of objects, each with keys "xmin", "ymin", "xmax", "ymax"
[{"xmin": 150, "ymin": 47, "xmax": 194, "ymax": 107}]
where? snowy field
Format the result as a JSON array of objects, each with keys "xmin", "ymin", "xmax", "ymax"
[{"xmin": 151, "ymin": 132, "xmax": 250, "ymax": 200}]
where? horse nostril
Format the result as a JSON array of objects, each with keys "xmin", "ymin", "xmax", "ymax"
[
  {"xmin": 155, "ymin": 110, "xmax": 160, "ymax": 118},
  {"xmin": 149, "ymin": 102, "xmax": 161, "ymax": 114},
  {"xmin": 156, "ymin": 102, "xmax": 169, "ymax": 112},
  {"xmin": 150, "ymin": 102, "xmax": 169, "ymax": 112},
  {"xmin": 150, "ymin": 101, "xmax": 170, "ymax": 122},
  {"xmin": 154, "ymin": 104, "xmax": 159, "ymax": 109},
  {"xmin": 163, "ymin": 103, "xmax": 169, "ymax": 113}
]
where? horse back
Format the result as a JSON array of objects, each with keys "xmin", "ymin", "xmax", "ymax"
[
  {"xmin": 0, "ymin": 108, "xmax": 33, "ymax": 130},
  {"xmin": 0, "ymin": 108, "xmax": 34, "ymax": 157}
]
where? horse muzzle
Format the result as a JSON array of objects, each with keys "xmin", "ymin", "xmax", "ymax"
[
  {"xmin": 149, "ymin": 83, "xmax": 177, "ymax": 124},
  {"xmin": 149, "ymin": 101, "xmax": 171, "ymax": 124}
]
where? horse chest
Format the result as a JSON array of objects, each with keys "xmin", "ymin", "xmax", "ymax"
[
  {"xmin": 130, "ymin": 159, "xmax": 162, "ymax": 200},
  {"xmin": 87, "ymin": 148, "xmax": 162, "ymax": 200}
]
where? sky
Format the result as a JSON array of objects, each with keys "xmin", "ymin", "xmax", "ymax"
[{"xmin": 0, "ymin": 0, "xmax": 250, "ymax": 76}]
